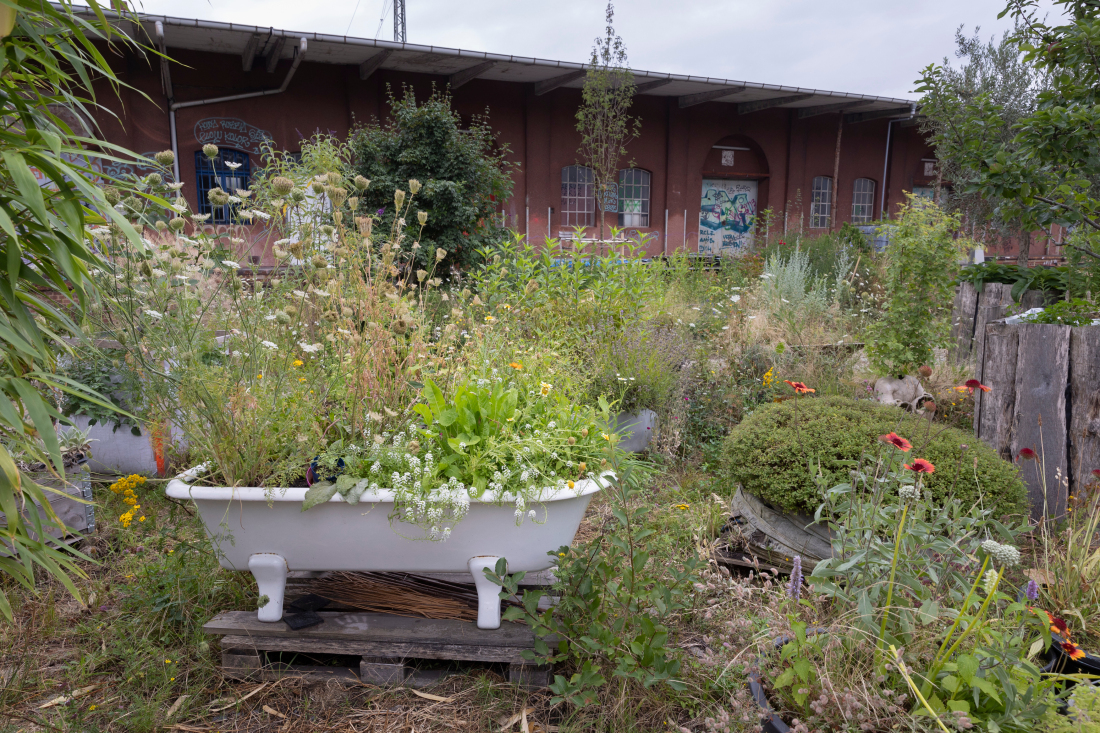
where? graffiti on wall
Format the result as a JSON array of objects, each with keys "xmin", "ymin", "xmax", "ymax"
[
  {"xmin": 194, "ymin": 118, "xmax": 273, "ymax": 156},
  {"xmin": 698, "ymin": 179, "xmax": 758, "ymax": 255}
]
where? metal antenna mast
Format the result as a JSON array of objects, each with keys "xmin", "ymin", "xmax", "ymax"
[{"xmin": 393, "ymin": 0, "xmax": 406, "ymax": 43}]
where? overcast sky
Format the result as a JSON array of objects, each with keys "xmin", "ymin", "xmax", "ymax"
[{"xmin": 129, "ymin": 0, "xmax": 1058, "ymax": 99}]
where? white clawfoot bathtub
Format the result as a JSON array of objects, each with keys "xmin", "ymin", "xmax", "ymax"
[{"xmin": 166, "ymin": 468, "xmax": 606, "ymax": 629}]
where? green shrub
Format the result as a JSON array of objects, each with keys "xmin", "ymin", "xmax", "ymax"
[{"xmin": 720, "ymin": 395, "xmax": 1028, "ymax": 518}]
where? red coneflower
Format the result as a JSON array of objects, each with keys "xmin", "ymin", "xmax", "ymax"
[
  {"xmin": 1092, "ymin": 469, "xmax": 1100, "ymax": 478},
  {"xmin": 878, "ymin": 432, "xmax": 913, "ymax": 452},
  {"xmin": 962, "ymin": 379, "xmax": 991, "ymax": 394},
  {"xmin": 784, "ymin": 380, "xmax": 815, "ymax": 394},
  {"xmin": 1061, "ymin": 639, "xmax": 1086, "ymax": 661},
  {"xmin": 903, "ymin": 458, "xmax": 936, "ymax": 474},
  {"xmin": 1018, "ymin": 448, "xmax": 1038, "ymax": 461}
]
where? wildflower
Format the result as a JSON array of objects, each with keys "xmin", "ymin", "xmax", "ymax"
[
  {"xmin": 784, "ymin": 380, "xmax": 814, "ymax": 394},
  {"xmin": 878, "ymin": 432, "xmax": 912, "ymax": 452},
  {"xmin": 508, "ymin": 362, "xmax": 523, "ymax": 370},
  {"xmin": 1062, "ymin": 639, "xmax": 1086, "ymax": 660},
  {"xmin": 981, "ymin": 569, "xmax": 999, "ymax": 595},
  {"xmin": 675, "ymin": 503, "xmax": 689, "ymax": 511},
  {"xmin": 903, "ymin": 458, "xmax": 935, "ymax": 474},
  {"xmin": 293, "ymin": 359, "xmax": 304, "ymax": 367},
  {"xmin": 789, "ymin": 555, "xmax": 802, "ymax": 602},
  {"xmin": 144, "ymin": 309, "xmax": 164, "ymax": 319},
  {"xmin": 567, "ymin": 480, "xmax": 575, "ymax": 489},
  {"xmin": 222, "ymin": 260, "xmax": 241, "ymax": 269},
  {"xmin": 923, "ymin": 401, "xmax": 937, "ymax": 412},
  {"xmin": 918, "ymin": 365, "xmax": 933, "ymax": 378},
  {"xmin": 540, "ymin": 382, "xmax": 552, "ymax": 396},
  {"xmin": 261, "ymin": 340, "xmax": 278, "ymax": 350},
  {"xmin": 1018, "ymin": 447, "xmax": 1038, "ymax": 461},
  {"xmin": 299, "ymin": 342, "xmax": 322, "ymax": 353},
  {"xmin": 1025, "ymin": 579, "xmax": 1039, "ymax": 601},
  {"xmin": 601, "ymin": 433, "xmax": 611, "ymax": 441},
  {"xmin": 898, "ymin": 484, "xmax": 921, "ymax": 501},
  {"xmin": 485, "ymin": 315, "xmax": 496, "ymax": 322},
  {"xmin": 1045, "ymin": 611, "xmax": 1070, "ymax": 637},
  {"xmin": 962, "ymin": 379, "xmax": 991, "ymax": 394},
  {"xmin": 257, "ymin": 373, "xmax": 263, "ymax": 379}
]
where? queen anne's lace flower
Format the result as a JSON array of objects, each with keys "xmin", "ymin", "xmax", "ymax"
[{"xmin": 981, "ymin": 540, "xmax": 1021, "ymax": 567}]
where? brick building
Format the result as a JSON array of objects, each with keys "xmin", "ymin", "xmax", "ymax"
[{"xmin": 88, "ymin": 8, "xmax": 939, "ymax": 263}]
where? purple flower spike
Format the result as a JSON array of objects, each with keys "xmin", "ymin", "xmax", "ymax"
[
  {"xmin": 1026, "ymin": 579, "xmax": 1039, "ymax": 601},
  {"xmin": 377, "ymin": 208, "xmax": 386, "ymax": 216},
  {"xmin": 789, "ymin": 555, "xmax": 802, "ymax": 602}
]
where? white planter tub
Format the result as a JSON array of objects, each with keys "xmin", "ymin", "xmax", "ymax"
[
  {"xmin": 166, "ymin": 468, "xmax": 607, "ymax": 629},
  {"xmin": 612, "ymin": 409, "xmax": 659, "ymax": 452}
]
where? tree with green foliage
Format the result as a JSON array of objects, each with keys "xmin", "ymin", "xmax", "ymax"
[
  {"xmin": 917, "ymin": 0, "xmax": 1100, "ymax": 283},
  {"xmin": 0, "ymin": 1, "xmax": 151, "ymax": 620},
  {"xmin": 917, "ymin": 24, "xmax": 1048, "ymax": 264},
  {"xmin": 350, "ymin": 88, "xmax": 515, "ymax": 273},
  {"xmin": 865, "ymin": 198, "xmax": 966, "ymax": 377},
  {"xmin": 576, "ymin": 2, "xmax": 640, "ymax": 242}
]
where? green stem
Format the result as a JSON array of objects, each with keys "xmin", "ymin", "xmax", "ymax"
[
  {"xmin": 876, "ymin": 503, "xmax": 908, "ymax": 673},
  {"xmin": 927, "ymin": 566, "xmax": 1003, "ymax": 685},
  {"xmin": 930, "ymin": 555, "xmax": 989, "ymax": 668}
]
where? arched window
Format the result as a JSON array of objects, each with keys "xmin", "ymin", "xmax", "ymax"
[
  {"xmin": 196, "ymin": 148, "xmax": 250, "ymax": 224},
  {"xmin": 852, "ymin": 178, "xmax": 876, "ymax": 224},
  {"xmin": 810, "ymin": 176, "xmax": 832, "ymax": 229},
  {"xmin": 618, "ymin": 168, "xmax": 650, "ymax": 227},
  {"xmin": 560, "ymin": 165, "xmax": 595, "ymax": 228}
]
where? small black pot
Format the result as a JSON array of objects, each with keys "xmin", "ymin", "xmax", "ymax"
[
  {"xmin": 1044, "ymin": 633, "xmax": 1100, "ymax": 676},
  {"xmin": 745, "ymin": 628, "xmax": 830, "ymax": 733}
]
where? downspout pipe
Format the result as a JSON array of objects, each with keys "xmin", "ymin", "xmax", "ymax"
[
  {"xmin": 879, "ymin": 102, "xmax": 917, "ymax": 221},
  {"xmin": 157, "ymin": 33, "xmax": 308, "ymax": 182}
]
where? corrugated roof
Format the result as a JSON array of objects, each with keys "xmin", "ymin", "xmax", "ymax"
[{"xmin": 84, "ymin": 5, "xmax": 916, "ymax": 114}]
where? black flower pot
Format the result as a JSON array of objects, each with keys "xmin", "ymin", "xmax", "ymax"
[{"xmin": 1045, "ymin": 633, "xmax": 1100, "ymax": 676}]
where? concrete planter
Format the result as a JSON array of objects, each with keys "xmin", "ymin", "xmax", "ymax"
[
  {"xmin": 612, "ymin": 409, "xmax": 658, "ymax": 452},
  {"xmin": 70, "ymin": 415, "xmax": 184, "ymax": 477},
  {"xmin": 167, "ymin": 468, "xmax": 609, "ymax": 629}
]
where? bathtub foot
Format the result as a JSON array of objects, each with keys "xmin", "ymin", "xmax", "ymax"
[
  {"xmin": 249, "ymin": 553, "xmax": 287, "ymax": 622},
  {"xmin": 468, "ymin": 556, "xmax": 503, "ymax": 630}
]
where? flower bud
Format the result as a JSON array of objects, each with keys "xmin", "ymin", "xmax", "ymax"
[
  {"xmin": 154, "ymin": 150, "xmax": 175, "ymax": 166},
  {"xmin": 394, "ymin": 189, "xmax": 406, "ymax": 208},
  {"xmin": 272, "ymin": 176, "xmax": 294, "ymax": 196},
  {"xmin": 168, "ymin": 217, "xmax": 186, "ymax": 232},
  {"xmin": 581, "ymin": 429, "xmax": 589, "ymax": 438},
  {"xmin": 348, "ymin": 196, "xmax": 359, "ymax": 210},
  {"xmin": 311, "ymin": 180, "xmax": 325, "ymax": 194},
  {"xmin": 435, "ymin": 247, "xmax": 447, "ymax": 262},
  {"xmin": 326, "ymin": 171, "xmax": 342, "ymax": 186},
  {"xmin": 202, "ymin": 143, "xmax": 219, "ymax": 160},
  {"xmin": 333, "ymin": 211, "xmax": 343, "ymax": 226},
  {"xmin": 418, "ymin": 211, "xmax": 428, "ymax": 225},
  {"xmin": 408, "ymin": 179, "xmax": 422, "ymax": 194},
  {"xmin": 525, "ymin": 279, "xmax": 540, "ymax": 295},
  {"xmin": 354, "ymin": 175, "xmax": 370, "ymax": 191},
  {"xmin": 103, "ymin": 186, "xmax": 122, "ymax": 205},
  {"xmin": 311, "ymin": 255, "xmax": 328, "ymax": 269},
  {"xmin": 145, "ymin": 172, "xmax": 163, "ymax": 187},
  {"xmin": 918, "ymin": 365, "xmax": 933, "ymax": 378},
  {"xmin": 207, "ymin": 187, "xmax": 230, "ymax": 207},
  {"xmin": 331, "ymin": 187, "xmax": 348, "ymax": 208}
]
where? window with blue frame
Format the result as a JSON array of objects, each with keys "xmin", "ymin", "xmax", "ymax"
[{"xmin": 195, "ymin": 149, "xmax": 250, "ymax": 224}]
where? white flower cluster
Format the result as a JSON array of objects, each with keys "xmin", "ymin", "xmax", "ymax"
[
  {"xmin": 980, "ymin": 539, "xmax": 1021, "ymax": 567},
  {"xmin": 898, "ymin": 484, "xmax": 921, "ymax": 501}
]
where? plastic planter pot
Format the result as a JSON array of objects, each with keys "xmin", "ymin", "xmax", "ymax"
[
  {"xmin": 167, "ymin": 467, "xmax": 610, "ymax": 630},
  {"xmin": 747, "ymin": 628, "xmax": 829, "ymax": 733},
  {"xmin": 612, "ymin": 409, "xmax": 658, "ymax": 452},
  {"xmin": 1045, "ymin": 633, "xmax": 1100, "ymax": 677}
]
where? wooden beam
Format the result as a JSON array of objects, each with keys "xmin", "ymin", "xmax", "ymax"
[
  {"xmin": 449, "ymin": 60, "xmax": 496, "ymax": 90},
  {"xmin": 264, "ymin": 36, "xmax": 286, "ymax": 74},
  {"xmin": 844, "ymin": 106, "xmax": 914, "ymax": 124},
  {"xmin": 798, "ymin": 100, "xmax": 872, "ymax": 119},
  {"xmin": 678, "ymin": 86, "xmax": 747, "ymax": 108},
  {"xmin": 634, "ymin": 79, "xmax": 672, "ymax": 94},
  {"xmin": 359, "ymin": 49, "xmax": 392, "ymax": 81},
  {"xmin": 242, "ymin": 33, "xmax": 262, "ymax": 72},
  {"xmin": 738, "ymin": 93, "xmax": 814, "ymax": 115},
  {"xmin": 533, "ymin": 69, "xmax": 585, "ymax": 96}
]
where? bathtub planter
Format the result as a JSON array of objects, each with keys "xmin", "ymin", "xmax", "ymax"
[{"xmin": 167, "ymin": 467, "xmax": 608, "ymax": 629}]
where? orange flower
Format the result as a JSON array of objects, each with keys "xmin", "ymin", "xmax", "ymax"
[
  {"xmin": 878, "ymin": 432, "xmax": 912, "ymax": 452},
  {"xmin": 508, "ymin": 362, "xmax": 523, "ymax": 370},
  {"xmin": 962, "ymin": 379, "xmax": 991, "ymax": 394},
  {"xmin": 903, "ymin": 458, "xmax": 935, "ymax": 474},
  {"xmin": 783, "ymin": 380, "xmax": 815, "ymax": 394},
  {"xmin": 1061, "ymin": 639, "xmax": 1086, "ymax": 661},
  {"xmin": 1045, "ymin": 611, "xmax": 1070, "ymax": 638}
]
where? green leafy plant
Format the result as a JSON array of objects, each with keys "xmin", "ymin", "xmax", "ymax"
[
  {"xmin": 59, "ymin": 355, "xmax": 143, "ymax": 434},
  {"xmin": 955, "ymin": 261, "xmax": 1088, "ymax": 301},
  {"xmin": 865, "ymin": 198, "xmax": 966, "ymax": 377},
  {"xmin": 1022, "ymin": 298, "xmax": 1099, "ymax": 326},
  {"xmin": 349, "ymin": 87, "xmax": 515, "ymax": 272},
  {"xmin": 486, "ymin": 453, "xmax": 700, "ymax": 706},
  {"xmin": 584, "ymin": 321, "xmax": 690, "ymax": 418},
  {"xmin": 721, "ymin": 395, "xmax": 1029, "ymax": 517}
]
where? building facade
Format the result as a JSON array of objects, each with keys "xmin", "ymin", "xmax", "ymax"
[{"xmin": 89, "ymin": 10, "xmax": 938, "ymax": 264}]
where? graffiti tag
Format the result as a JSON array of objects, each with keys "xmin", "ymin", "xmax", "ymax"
[{"xmin": 194, "ymin": 118, "xmax": 273, "ymax": 156}]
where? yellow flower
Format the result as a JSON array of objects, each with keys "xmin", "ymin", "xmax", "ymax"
[
  {"xmin": 293, "ymin": 359, "xmax": 303, "ymax": 367},
  {"xmin": 257, "ymin": 373, "xmax": 263, "ymax": 379},
  {"xmin": 139, "ymin": 516, "xmax": 146, "ymax": 522},
  {"xmin": 89, "ymin": 705, "xmax": 97, "ymax": 711},
  {"xmin": 675, "ymin": 503, "xmax": 689, "ymax": 511},
  {"xmin": 558, "ymin": 552, "xmax": 566, "ymax": 558},
  {"xmin": 485, "ymin": 315, "xmax": 496, "ymax": 322},
  {"xmin": 502, "ymin": 303, "xmax": 511, "ymax": 309},
  {"xmin": 299, "ymin": 377, "xmax": 306, "ymax": 383},
  {"xmin": 540, "ymin": 382, "xmax": 552, "ymax": 396},
  {"xmin": 567, "ymin": 480, "xmax": 575, "ymax": 489},
  {"xmin": 601, "ymin": 433, "xmax": 611, "ymax": 441}
]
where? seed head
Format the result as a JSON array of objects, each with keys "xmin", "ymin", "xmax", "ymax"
[
  {"xmin": 272, "ymin": 176, "xmax": 294, "ymax": 196},
  {"xmin": 202, "ymin": 143, "xmax": 219, "ymax": 160},
  {"xmin": 416, "ymin": 269, "xmax": 427, "ymax": 282},
  {"xmin": 394, "ymin": 189, "xmax": 406, "ymax": 208},
  {"xmin": 207, "ymin": 187, "xmax": 230, "ymax": 207},
  {"xmin": 103, "ymin": 186, "xmax": 122, "ymax": 205},
  {"xmin": 354, "ymin": 175, "xmax": 370, "ymax": 191},
  {"xmin": 168, "ymin": 217, "xmax": 186, "ymax": 232},
  {"xmin": 311, "ymin": 180, "xmax": 326, "ymax": 194},
  {"xmin": 330, "ymin": 187, "xmax": 348, "ymax": 208},
  {"xmin": 145, "ymin": 172, "xmax": 163, "ymax": 187},
  {"xmin": 436, "ymin": 247, "xmax": 447, "ymax": 262},
  {"xmin": 154, "ymin": 150, "xmax": 175, "ymax": 166},
  {"xmin": 418, "ymin": 211, "xmax": 428, "ymax": 225},
  {"xmin": 408, "ymin": 179, "xmax": 422, "ymax": 194},
  {"xmin": 154, "ymin": 220, "xmax": 168, "ymax": 232}
]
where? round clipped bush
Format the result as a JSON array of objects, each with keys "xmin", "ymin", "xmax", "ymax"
[{"xmin": 721, "ymin": 395, "xmax": 1028, "ymax": 518}]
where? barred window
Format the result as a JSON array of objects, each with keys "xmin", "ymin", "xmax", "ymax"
[
  {"xmin": 851, "ymin": 178, "xmax": 876, "ymax": 224},
  {"xmin": 196, "ymin": 148, "xmax": 250, "ymax": 224},
  {"xmin": 617, "ymin": 168, "xmax": 650, "ymax": 227},
  {"xmin": 810, "ymin": 176, "xmax": 833, "ymax": 229},
  {"xmin": 560, "ymin": 165, "xmax": 595, "ymax": 228}
]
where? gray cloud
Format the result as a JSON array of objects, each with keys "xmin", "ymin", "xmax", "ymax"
[{"xmin": 131, "ymin": 0, "xmax": 1056, "ymax": 98}]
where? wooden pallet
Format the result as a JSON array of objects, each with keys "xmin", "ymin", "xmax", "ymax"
[{"xmin": 203, "ymin": 611, "xmax": 553, "ymax": 688}]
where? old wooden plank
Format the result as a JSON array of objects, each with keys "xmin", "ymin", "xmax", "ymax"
[
  {"xmin": 204, "ymin": 611, "xmax": 538, "ymax": 647},
  {"xmin": 221, "ymin": 664, "xmax": 360, "ymax": 685},
  {"xmin": 216, "ymin": 634, "xmax": 531, "ymax": 664},
  {"xmin": 975, "ymin": 322, "xmax": 1019, "ymax": 457},
  {"xmin": 950, "ymin": 282, "xmax": 980, "ymax": 365},
  {"xmin": 507, "ymin": 663, "xmax": 552, "ymax": 688},
  {"xmin": 1012, "ymin": 324, "xmax": 1071, "ymax": 519},
  {"xmin": 359, "ymin": 658, "xmax": 407, "ymax": 685},
  {"xmin": 1069, "ymin": 326, "xmax": 1100, "ymax": 501},
  {"xmin": 972, "ymin": 283, "xmax": 1016, "ymax": 381}
]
